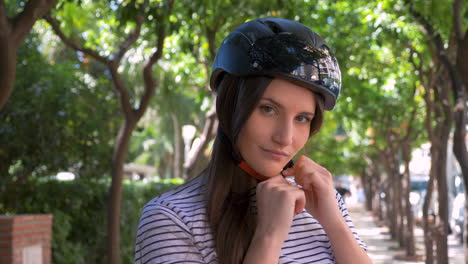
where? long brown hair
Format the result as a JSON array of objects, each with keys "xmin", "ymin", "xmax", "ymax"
[{"xmin": 205, "ymin": 74, "xmax": 324, "ymax": 264}]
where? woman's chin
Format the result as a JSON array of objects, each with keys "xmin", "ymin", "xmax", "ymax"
[{"xmin": 245, "ymin": 159, "xmax": 287, "ymax": 178}]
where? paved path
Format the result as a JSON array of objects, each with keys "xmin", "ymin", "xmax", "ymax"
[{"xmin": 347, "ymin": 201, "xmax": 465, "ymax": 264}]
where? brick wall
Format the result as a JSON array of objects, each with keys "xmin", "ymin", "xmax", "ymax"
[{"xmin": 0, "ymin": 215, "xmax": 53, "ymax": 264}]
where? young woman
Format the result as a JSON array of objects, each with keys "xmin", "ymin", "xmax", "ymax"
[{"xmin": 135, "ymin": 18, "xmax": 371, "ymax": 264}]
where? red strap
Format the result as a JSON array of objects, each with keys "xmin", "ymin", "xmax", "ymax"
[{"xmin": 238, "ymin": 161, "xmax": 269, "ymax": 181}]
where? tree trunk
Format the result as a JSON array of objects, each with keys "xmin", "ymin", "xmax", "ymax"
[
  {"xmin": 107, "ymin": 119, "xmax": 137, "ymax": 264},
  {"xmin": 435, "ymin": 129, "xmax": 451, "ymax": 264},
  {"xmin": 397, "ymin": 169, "xmax": 405, "ymax": 248},
  {"xmin": 431, "ymin": 117, "xmax": 451, "ymax": 263},
  {"xmin": 465, "ymin": 202, "xmax": 468, "ymax": 264},
  {"xmin": 374, "ymin": 169, "xmax": 383, "ymax": 221},
  {"xmin": 361, "ymin": 165, "xmax": 373, "ymax": 211},
  {"xmin": 365, "ymin": 169, "xmax": 373, "ymax": 211},
  {"xmin": 436, "ymin": 71, "xmax": 454, "ymax": 264},
  {"xmin": 421, "ymin": 75, "xmax": 436, "ymax": 264},
  {"xmin": 456, "ymin": 29, "xmax": 468, "ymax": 96},
  {"xmin": 0, "ymin": 36, "xmax": 16, "ymax": 111},
  {"xmin": 406, "ymin": 1, "xmax": 461, "ymax": 260},
  {"xmin": 371, "ymin": 162, "xmax": 383, "ymax": 221},
  {"xmin": 423, "ymin": 155, "xmax": 435, "ymax": 264},
  {"xmin": 455, "ymin": 27, "xmax": 468, "ymax": 259},
  {"xmin": 159, "ymin": 152, "xmax": 172, "ymax": 179},
  {"xmin": 392, "ymin": 150, "xmax": 402, "ymax": 243},
  {"xmin": 383, "ymin": 146, "xmax": 400, "ymax": 241},
  {"xmin": 422, "ymin": 69, "xmax": 453, "ymax": 264},
  {"xmin": 422, "ymin": 88, "xmax": 452, "ymax": 264},
  {"xmin": 391, "ymin": 184, "xmax": 397, "ymax": 239},
  {"xmin": 402, "ymin": 141, "xmax": 416, "ymax": 256},
  {"xmin": 183, "ymin": 107, "xmax": 217, "ymax": 178},
  {"xmin": 381, "ymin": 172, "xmax": 392, "ymax": 235},
  {"xmin": 172, "ymin": 113, "xmax": 181, "ymax": 179},
  {"xmin": 453, "ymin": 95, "xmax": 468, "ymax": 264}
]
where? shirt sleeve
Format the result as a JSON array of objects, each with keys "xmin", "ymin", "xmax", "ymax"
[
  {"xmin": 135, "ymin": 204, "xmax": 205, "ymax": 264},
  {"xmin": 336, "ymin": 192, "xmax": 368, "ymax": 250}
]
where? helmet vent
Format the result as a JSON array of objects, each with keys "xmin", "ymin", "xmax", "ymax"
[{"xmin": 263, "ymin": 20, "xmax": 282, "ymax": 34}]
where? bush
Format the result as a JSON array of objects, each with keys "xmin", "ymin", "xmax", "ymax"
[{"xmin": 0, "ymin": 177, "xmax": 180, "ymax": 263}]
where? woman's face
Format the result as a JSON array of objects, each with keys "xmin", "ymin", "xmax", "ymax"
[{"xmin": 236, "ymin": 78, "xmax": 317, "ymax": 177}]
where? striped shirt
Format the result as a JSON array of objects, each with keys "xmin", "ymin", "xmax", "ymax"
[{"xmin": 135, "ymin": 176, "xmax": 367, "ymax": 263}]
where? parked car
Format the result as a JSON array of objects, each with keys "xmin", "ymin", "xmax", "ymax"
[
  {"xmin": 450, "ymin": 193, "xmax": 464, "ymax": 243},
  {"xmin": 410, "ymin": 177, "xmax": 429, "ymax": 224},
  {"xmin": 450, "ymin": 175, "xmax": 465, "ymax": 245}
]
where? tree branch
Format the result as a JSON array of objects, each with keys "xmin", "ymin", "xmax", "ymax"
[
  {"xmin": 108, "ymin": 66, "xmax": 134, "ymax": 119},
  {"xmin": 453, "ymin": 0, "xmax": 464, "ymax": 41},
  {"xmin": 113, "ymin": 15, "xmax": 144, "ymax": 63},
  {"xmin": 403, "ymin": 84, "xmax": 418, "ymax": 142},
  {"xmin": 421, "ymin": 67, "xmax": 443, "ymax": 140},
  {"xmin": 407, "ymin": 0, "xmax": 466, "ymax": 108},
  {"xmin": 110, "ymin": 13, "xmax": 147, "ymax": 119},
  {"xmin": 12, "ymin": 0, "xmax": 57, "ymax": 45},
  {"xmin": 457, "ymin": 29, "xmax": 468, "ymax": 96},
  {"xmin": 137, "ymin": 0, "xmax": 174, "ymax": 118},
  {"xmin": 45, "ymin": 13, "xmax": 137, "ymax": 117},
  {"xmin": 407, "ymin": 44, "xmax": 423, "ymax": 74},
  {"xmin": 44, "ymin": 14, "xmax": 111, "ymax": 65},
  {"xmin": 137, "ymin": 41, "xmax": 161, "ymax": 118},
  {"xmin": 206, "ymin": 27, "xmax": 218, "ymax": 62}
]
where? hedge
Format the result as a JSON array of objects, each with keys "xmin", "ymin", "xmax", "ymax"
[{"xmin": 0, "ymin": 177, "xmax": 181, "ymax": 263}]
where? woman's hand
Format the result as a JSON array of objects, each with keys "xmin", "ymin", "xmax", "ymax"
[
  {"xmin": 282, "ymin": 155, "xmax": 373, "ymax": 264},
  {"xmin": 244, "ymin": 175, "xmax": 306, "ymax": 264},
  {"xmin": 254, "ymin": 175, "xmax": 306, "ymax": 242},
  {"xmin": 246, "ymin": 159, "xmax": 372, "ymax": 264},
  {"xmin": 281, "ymin": 155, "xmax": 341, "ymax": 227}
]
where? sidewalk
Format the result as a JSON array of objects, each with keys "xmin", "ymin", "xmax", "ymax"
[{"xmin": 347, "ymin": 201, "xmax": 465, "ymax": 264}]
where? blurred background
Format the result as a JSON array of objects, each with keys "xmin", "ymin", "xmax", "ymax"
[{"xmin": 0, "ymin": 0, "xmax": 467, "ymax": 263}]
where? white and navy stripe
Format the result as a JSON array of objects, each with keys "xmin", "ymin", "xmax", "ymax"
[{"xmin": 135, "ymin": 176, "xmax": 367, "ymax": 263}]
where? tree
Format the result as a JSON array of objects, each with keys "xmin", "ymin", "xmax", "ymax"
[
  {"xmin": 44, "ymin": 0, "xmax": 175, "ymax": 262},
  {"xmin": 404, "ymin": 0, "xmax": 468, "ymax": 262}
]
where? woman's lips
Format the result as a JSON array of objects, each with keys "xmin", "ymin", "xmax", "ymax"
[{"xmin": 260, "ymin": 147, "xmax": 288, "ymax": 160}]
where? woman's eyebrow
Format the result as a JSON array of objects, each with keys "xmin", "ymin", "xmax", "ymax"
[
  {"xmin": 300, "ymin": 111, "xmax": 315, "ymax": 118},
  {"xmin": 261, "ymin": 97, "xmax": 283, "ymax": 108},
  {"xmin": 260, "ymin": 97, "xmax": 315, "ymax": 117}
]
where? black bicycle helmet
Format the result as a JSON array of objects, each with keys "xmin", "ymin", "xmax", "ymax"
[{"xmin": 210, "ymin": 18, "xmax": 341, "ymax": 110}]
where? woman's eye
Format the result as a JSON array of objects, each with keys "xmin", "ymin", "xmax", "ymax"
[
  {"xmin": 296, "ymin": 116, "xmax": 312, "ymax": 123},
  {"xmin": 259, "ymin": 105, "xmax": 275, "ymax": 115}
]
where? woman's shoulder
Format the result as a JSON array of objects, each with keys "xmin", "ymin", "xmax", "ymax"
[
  {"xmin": 135, "ymin": 175, "xmax": 212, "ymax": 264},
  {"xmin": 142, "ymin": 175, "xmax": 207, "ymax": 217}
]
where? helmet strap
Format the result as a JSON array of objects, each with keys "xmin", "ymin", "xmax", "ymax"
[
  {"xmin": 238, "ymin": 161, "xmax": 269, "ymax": 181},
  {"xmin": 217, "ymin": 126, "xmax": 268, "ymax": 181}
]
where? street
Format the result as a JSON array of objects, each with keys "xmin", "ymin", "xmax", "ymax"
[{"xmin": 347, "ymin": 201, "xmax": 465, "ymax": 264}]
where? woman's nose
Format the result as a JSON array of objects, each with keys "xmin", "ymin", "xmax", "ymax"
[{"xmin": 272, "ymin": 117, "xmax": 293, "ymax": 146}]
